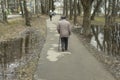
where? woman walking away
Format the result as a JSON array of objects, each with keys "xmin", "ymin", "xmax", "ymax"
[
  {"xmin": 57, "ymin": 16, "xmax": 71, "ymax": 51},
  {"xmin": 49, "ymin": 10, "xmax": 53, "ymax": 21}
]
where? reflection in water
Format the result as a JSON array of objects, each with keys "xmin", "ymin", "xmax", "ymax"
[
  {"xmin": 0, "ymin": 55, "xmax": 33, "ymax": 80},
  {"xmin": 46, "ymin": 49, "xmax": 71, "ymax": 62},
  {"xmin": 0, "ymin": 60, "xmax": 24, "ymax": 80},
  {"xmin": 90, "ymin": 33, "xmax": 104, "ymax": 51}
]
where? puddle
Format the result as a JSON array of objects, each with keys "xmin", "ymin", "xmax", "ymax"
[
  {"xmin": 51, "ymin": 44, "xmax": 58, "ymax": 47},
  {"xmin": 47, "ymin": 50, "xmax": 61, "ymax": 61},
  {"xmin": 46, "ymin": 49, "xmax": 71, "ymax": 62}
]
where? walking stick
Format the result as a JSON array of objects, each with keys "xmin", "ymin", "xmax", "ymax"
[{"xmin": 58, "ymin": 36, "xmax": 60, "ymax": 51}]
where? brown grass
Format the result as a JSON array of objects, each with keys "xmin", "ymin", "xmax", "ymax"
[
  {"xmin": 71, "ymin": 16, "xmax": 120, "ymax": 26},
  {"xmin": 0, "ymin": 18, "xmax": 25, "ymax": 41},
  {"xmin": 31, "ymin": 15, "xmax": 47, "ymax": 37},
  {"xmin": 0, "ymin": 15, "xmax": 47, "ymax": 41}
]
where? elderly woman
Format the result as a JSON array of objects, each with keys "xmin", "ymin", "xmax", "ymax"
[{"xmin": 57, "ymin": 16, "xmax": 71, "ymax": 51}]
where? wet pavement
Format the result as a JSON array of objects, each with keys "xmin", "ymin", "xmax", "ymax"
[{"xmin": 34, "ymin": 15, "xmax": 116, "ymax": 80}]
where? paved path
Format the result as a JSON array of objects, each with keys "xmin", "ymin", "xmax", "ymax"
[{"xmin": 34, "ymin": 16, "xmax": 116, "ymax": 80}]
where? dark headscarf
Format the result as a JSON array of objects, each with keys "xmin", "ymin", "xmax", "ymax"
[{"xmin": 61, "ymin": 15, "xmax": 66, "ymax": 19}]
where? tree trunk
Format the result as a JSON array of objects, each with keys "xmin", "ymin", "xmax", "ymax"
[
  {"xmin": 81, "ymin": 0, "xmax": 93, "ymax": 36},
  {"xmin": 63, "ymin": 0, "xmax": 66, "ymax": 15},
  {"xmin": 16, "ymin": 0, "xmax": 19, "ymax": 12},
  {"xmin": 23, "ymin": 0, "xmax": 31, "ymax": 26},
  {"xmin": 52, "ymin": 0, "xmax": 55, "ymax": 11},
  {"xmin": 77, "ymin": 0, "xmax": 81, "ymax": 16},
  {"xmin": 1, "ymin": 0, "xmax": 7, "ymax": 23},
  {"xmin": 65, "ymin": 0, "xmax": 68, "ymax": 17},
  {"xmin": 111, "ymin": 0, "xmax": 117, "ymax": 22},
  {"xmin": 91, "ymin": 0, "xmax": 102, "ymax": 20},
  {"xmin": 49, "ymin": 0, "xmax": 52, "ymax": 11},
  {"xmin": 74, "ymin": 0, "xmax": 77, "ymax": 24},
  {"xmin": 35, "ymin": 0, "xmax": 38, "ymax": 14},
  {"xmin": 45, "ymin": 0, "xmax": 48, "ymax": 14},
  {"xmin": 41, "ymin": 0, "xmax": 45, "ymax": 14},
  {"xmin": 19, "ymin": 0, "xmax": 24, "ymax": 17},
  {"xmin": 91, "ymin": 25, "xmax": 103, "ymax": 50},
  {"xmin": 69, "ymin": 0, "xmax": 73, "ymax": 20},
  {"xmin": 116, "ymin": 0, "xmax": 120, "ymax": 17},
  {"xmin": 7, "ymin": 0, "xmax": 9, "ymax": 9},
  {"xmin": 83, "ymin": 8, "xmax": 91, "ymax": 36}
]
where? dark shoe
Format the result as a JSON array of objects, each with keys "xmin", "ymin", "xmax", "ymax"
[{"xmin": 65, "ymin": 48, "xmax": 68, "ymax": 51}]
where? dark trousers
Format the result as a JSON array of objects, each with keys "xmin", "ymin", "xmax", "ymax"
[
  {"xmin": 49, "ymin": 15, "xmax": 52, "ymax": 21},
  {"xmin": 61, "ymin": 37, "xmax": 68, "ymax": 51}
]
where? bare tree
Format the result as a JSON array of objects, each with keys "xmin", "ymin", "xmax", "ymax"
[
  {"xmin": 81, "ymin": 0, "xmax": 94, "ymax": 36},
  {"xmin": 77, "ymin": 0, "xmax": 81, "ymax": 16},
  {"xmin": 45, "ymin": 0, "xmax": 49, "ymax": 14},
  {"xmin": 40, "ymin": 0, "xmax": 46, "ymax": 14},
  {"xmin": 63, "ymin": 0, "xmax": 66, "ymax": 15},
  {"xmin": 35, "ymin": 0, "xmax": 38, "ymax": 14},
  {"xmin": 74, "ymin": 0, "xmax": 77, "ymax": 24},
  {"xmin": 1, "ymin": 0, "xmax": 7, "ymax": 23},
  {"xmin": 23, "ymin": 0, "xmax": 31, "ymax": 26},
  {"xmin": 49, "ymin": 0, "xmax": 55, "ymax": 11},
  {"xmin": 19, "ymin": 0, "xmax": 24, "ymax": 17},
  {"xmin": 69, "ymin": 0, "xmax": 73, "ymax": 20},
  {"xmin": 65, "ymin": 0, "xmax": 68, "ymax": 17},
  {"xmin": 91, "ymin": 0, "xmax": 103, "ymax": 20}
]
